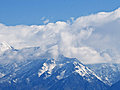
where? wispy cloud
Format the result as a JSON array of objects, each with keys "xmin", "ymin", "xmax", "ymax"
[
  {"xmin": 43, "ymin": 19, "xmax": 49, "ymax": 24},
  {"xmin": 41, "ymin": 17, "xmax": 45, "ymax": 20}
]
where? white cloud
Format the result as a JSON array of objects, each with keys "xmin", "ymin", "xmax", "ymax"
[
  {"xmin": 73, "ymin": 8, "xmax": 120, "ymax": 28},
  {"xmin": 43, "ymin": 19, "xmax": 49, "ymax": 24},
  {"xmin": 41, "ymin": 17, "xmax": 45, "ymax": 20},
  {"xmin": 0, "ymin": 8, "xmax": 120, "ymax": 64}
]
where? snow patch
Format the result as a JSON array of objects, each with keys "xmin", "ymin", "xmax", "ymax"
[
  {"xmin": 0, "ymin": 73, "xmax": 5, "ymax": 78},
  {"xmin": 56, "ymin": 70, "xmax": 66, "ymax": 80},
  {"xmin": 38, "ymin": 60, "xmax": 56, "ymax": 78},
  {"xmin": 74, "ymin": 62, "xmax": 88, "ymax": 76},
  {"xmin": 0, "ymin": 42, "xmax": 12, "ymax": 53}
]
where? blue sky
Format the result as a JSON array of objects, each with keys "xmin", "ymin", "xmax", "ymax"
[{"xmin": 0, "ymin": 0, "xmax": 120, "ymax": 25}]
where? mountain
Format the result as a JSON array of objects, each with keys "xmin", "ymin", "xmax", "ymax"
[
  {"xmin": 108, "ymin": 80, "xmax": 120, "ymax": 90},
  {"xmin": 0, "ymin": 46, "xmax": 109, "ymax": 90},
  {"xmin": 87, "ymin": 63, "xmax": 120, "ymax": 86},
  {"xmin": 0, "ymin": 42, "xmax": 12, "ymax": 53}
]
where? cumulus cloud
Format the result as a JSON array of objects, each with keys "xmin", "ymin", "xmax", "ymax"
[
  {"xmin": 0, "ymin": 8, "xmax": 120, "ymax": 64},
  {"xmin": 73, "ymin": 8, "xmax": 120, "ymax": 28}
]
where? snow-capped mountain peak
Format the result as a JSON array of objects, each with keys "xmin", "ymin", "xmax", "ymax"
[
  {"xmin": 0, "ymin": 47, "xmax": 109, "ymax": 90},
  {"xmin": 0, "ymin": 42, "xmax": 12, "ymax": 52}
]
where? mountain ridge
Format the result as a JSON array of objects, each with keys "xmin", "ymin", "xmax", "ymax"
[{"xmin": 0, "ymin": 47, "xmax": 109, "ymax": 90}]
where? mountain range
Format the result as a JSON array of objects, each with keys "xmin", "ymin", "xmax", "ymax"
[{"xmin": 0, "ymin": 42, "xmax": 120, "ymax": 90}]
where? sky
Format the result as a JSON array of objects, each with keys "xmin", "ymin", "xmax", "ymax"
[
  {"xmin": 0, "ymin": 0, "xmax": 120, "ymax": 25},
  {"xmin": 0, "ymin": 0, "xmax": 120, "ymax": 64}
]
